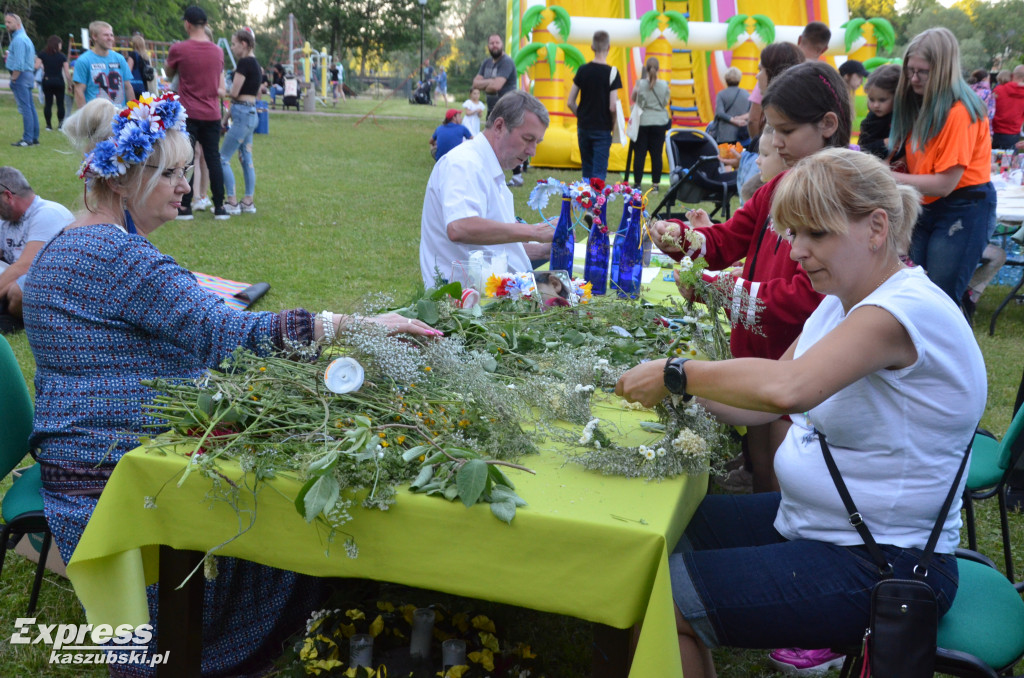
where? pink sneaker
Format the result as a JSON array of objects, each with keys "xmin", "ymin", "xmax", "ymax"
[{"xmin": 768, "ymin": 648, "xmax": 845, "ymax": 675}]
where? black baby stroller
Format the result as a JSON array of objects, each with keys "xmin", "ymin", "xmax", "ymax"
[
  {"xmin": 649, "ymin": 128, "xmax": 738, "ymax": 222},
  {"xmin": 282, "ymin": 76, "xmax": 301, "ymax": 111},
  {"xmin": 409, "ymin": 79, "xmax": 432, "ymax": 105}
]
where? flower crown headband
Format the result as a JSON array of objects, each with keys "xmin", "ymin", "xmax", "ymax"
[{"xmin": 78, "ymin": 92, "xmax": 189, "ymax": 182}]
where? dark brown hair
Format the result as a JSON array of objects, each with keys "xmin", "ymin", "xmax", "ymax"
[
  {"xmin": 866, "ymin": 64, "xmax": 901, "ymax": 94},
  {"xmin": 45, "ymin": 34, "xmax": 62, "ymax": 55},
  {"xmin": 762, "ymin": 61, "xmax": 851, "ymax": 148},
  {"xmin": 760, "ymin": 42, "xmax": 804, "ymax": 85}
]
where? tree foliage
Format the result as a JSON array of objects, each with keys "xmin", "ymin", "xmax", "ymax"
[
  {"xmin": 271, "ymin": 0, "xmax": 446, "ymax": 78},
  {"xmin": 11, "ymin": 0, "xmax": 246, "ymax": 48}
]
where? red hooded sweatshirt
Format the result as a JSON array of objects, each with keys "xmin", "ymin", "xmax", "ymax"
[
  {"xmin": 992, "ymin": 82, "xmax": 1024, "ymax": 135},
  {"xmin": 665, "ymin": 172, "xmax": 823, "ymax": 360}
]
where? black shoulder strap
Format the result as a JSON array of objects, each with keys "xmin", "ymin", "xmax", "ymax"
[{"xmin": 817, "ymin": 431, "xmax": 972, "ymax": 579}]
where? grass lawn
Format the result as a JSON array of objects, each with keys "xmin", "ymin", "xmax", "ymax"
[{"xmin": 0, "ymin": 93, "xmax": 1022, "ymax": 677}]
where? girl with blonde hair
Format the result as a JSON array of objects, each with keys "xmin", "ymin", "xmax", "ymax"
[{"xmin": 619, "ymin": 148, "xmax": 984, "ymax": 678}]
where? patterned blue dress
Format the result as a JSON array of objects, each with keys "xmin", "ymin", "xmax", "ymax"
[{"xmin": 22, "ymin": 224, "xmax": 329, "ymax": 677}]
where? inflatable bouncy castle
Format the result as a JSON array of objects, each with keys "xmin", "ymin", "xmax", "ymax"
[{"xmin": 506, "ymin": 0, "xmax": 891, "ymax": 171}]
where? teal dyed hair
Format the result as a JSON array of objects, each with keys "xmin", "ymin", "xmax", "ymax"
[{"xmin": 890, "ymin": 27, "xmax": 986, "ymax": 154}]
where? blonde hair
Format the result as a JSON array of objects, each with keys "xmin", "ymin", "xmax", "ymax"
[
  {"xmin": 130, "ymin": 33, "xmax": 148, "ymax": 57},
  {"xmin": 89, "ymin": 21, "xmax": 112, "ymax": 39},
  {"xmin": 63, "ymin": 99, "xmax": 193, "ymax": 217},
  {"xmin": 771, "ymin": 148, "xmax": 921, "ymax": 254},
  {"xmin": 724, "ymin": 67, "xmax": 742, "ymax": 86}
]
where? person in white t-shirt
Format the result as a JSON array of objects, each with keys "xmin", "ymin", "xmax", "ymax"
[
  {"xmin": 420, "ymin": 90, "xmax": 553, "ymax": 287},
  {"xmin": 461, "ymin": 87, "xmax": 486, "ymax": 137},
  {"xmin": 616, "ymin": 149, "xmax": 986, "ymax": 678}
]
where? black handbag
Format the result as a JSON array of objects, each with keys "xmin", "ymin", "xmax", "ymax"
[{"xmin": 817, "ymin": 432, "xmax": 972, "ymax": 678}]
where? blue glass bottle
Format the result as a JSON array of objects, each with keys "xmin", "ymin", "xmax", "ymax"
[
  {"xmin": 584, "ymin": 202, "xmax": 610, "ymax": 295},
  {"xmin": 614, "ymin": 197, "xmax": 644, "ymax": 299},
  {"xmin": 609, "ymin": 198, "xmax": 632, "ymax": 289},
  {"xmin": 548, "ymin": 195, "xmax": 574, "ymax": 276}
]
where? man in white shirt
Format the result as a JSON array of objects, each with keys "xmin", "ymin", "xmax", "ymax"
[
  {"xmin": 420, "ymin": 90, "xmax": 553, "ymax": 287},
  {"xmin": 0, "ymin": 167, "xmax": 73, "ymax": 330}
]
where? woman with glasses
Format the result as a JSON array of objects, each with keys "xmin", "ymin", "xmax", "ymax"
[
  {"xmin": 890, "ymin": 27, "xmax": 995, "ymax": 306},
  {"xmin": 21, "ymin": 96, "xmax": 439, "ymax": 676}
]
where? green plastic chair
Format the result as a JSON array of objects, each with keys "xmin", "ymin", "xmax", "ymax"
[
  {"xmin": 0, "ymin": 334, "xmax": 52, "ymax": 615},
  {"xmin": 935, "ymin": 550, "xmax": 1024, "ymax": 677},
  {"xmin": 839, "ymin": 550, "xmax": 1024, "ymax": 678},
  {"xmin": 964, "ymin": 403, "xmax": 1024, "ymax": 583}
]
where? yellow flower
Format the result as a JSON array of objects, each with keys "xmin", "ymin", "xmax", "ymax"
[
  {"xmin": 484, "ymin": 273, "xmax": 503, "ymax": 298},
  {"xmin": 381, "ymin": 441, "xmax": 389, "ymax": 447},
  {"xmin": 458, "ymin": 419, "xmax": 470, "ymax": 428},
  {"xmin": 581, "ymin": 281, "xmax": 593, "ymax": 299},
  {"xmin": 299, "ymin": 636, "xmax": 318, "ymax": 660},
  {"xmin": 443, "ymin": 666, "xmax": 470, "ymax": 678},
  {"xmin": 479, "ymin": 631, "xmax": 499, "ymax": 653},
  {"xmin": 369, "ymin": 614, "xmax": 384, "ymax": 637},
  {"xmin": 468, "ymin": 648, "xmax": 495, "ymax": 671},
  {"xmin": 397, "ymin": 435, "xmax": 406, "ymax": 445},
  {"xmin": 377, "ymin": 601, "xmax": 395, "ymax": 612},
  {"xmin": 424, "ymin": 366, "xmax": 432, "ymax": 372},
  {"xmin": 515, "ymin": 643, "xmax": 537, "ymax": 659},
  {"xmin": 379, "ymin": 432, "xmax": 387, "ymax": 438},
  {"xmin": 471, "ymin": 615, "xmax": 495, "ymax": 633},
  {"xmin": 346, "ymin": 609, "xmax": 366, "ymax": 621},
  {"xmin": 259, "ymin": 366, "xmax": 267, "ymax": 372}
]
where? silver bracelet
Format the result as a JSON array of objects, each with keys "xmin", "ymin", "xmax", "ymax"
[{"xmin": 320, "ymin": 311, "xmax": 336, "ymax": 344}]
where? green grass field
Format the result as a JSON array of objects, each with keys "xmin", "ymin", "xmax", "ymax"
[{"xmin": 0, "ymin": 93, "xmax": 1021, "ymax": 677}]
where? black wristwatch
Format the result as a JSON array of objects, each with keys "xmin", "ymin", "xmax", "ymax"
[{"xmin": 664, "ymin": 358, "xmax": 693, "ymax": 401}]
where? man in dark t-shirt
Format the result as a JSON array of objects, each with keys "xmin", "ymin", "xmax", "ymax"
[
  {"xmin": 567, "ymin": 30, "xmax": 621, "ymax": 181},
  {"xmin": 473, "ymin": 34, "xmax": 524, "ymax": 186}
]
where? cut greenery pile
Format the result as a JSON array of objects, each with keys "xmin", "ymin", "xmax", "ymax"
[{"xmin": 141, "ymin": 277, "xmax": 739, "ymax": 558}]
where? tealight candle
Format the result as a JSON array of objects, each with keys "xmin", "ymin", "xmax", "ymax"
[{"xmin": 349, "ymin": 633, "xmax": 373, "ymax": 668}]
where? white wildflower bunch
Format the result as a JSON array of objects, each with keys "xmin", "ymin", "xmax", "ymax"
[{"xmin": 341, "ymin": 318, "xmax": 424, "ymax": 384}]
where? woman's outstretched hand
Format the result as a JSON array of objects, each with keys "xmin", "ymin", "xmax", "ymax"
[
  {"xmin": 371, "ymin": 313, "xmax": 444, "ymax": 337},
  {"xmin": 615, "ymin": 359, "xmax": 670, "ymax": 408}
]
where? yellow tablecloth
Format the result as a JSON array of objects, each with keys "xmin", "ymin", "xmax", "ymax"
[{"xmin": 67, "ymin": 400, "xmax": 706, "ymax": 677}]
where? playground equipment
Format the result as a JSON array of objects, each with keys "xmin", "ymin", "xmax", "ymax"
[{"xmin": 508, "ymin": 0, "xmax": 891, "ymax": 171}]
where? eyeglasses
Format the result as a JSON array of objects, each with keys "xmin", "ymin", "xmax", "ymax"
[
  {"xmin": 145, "ymin": 164, "xmax": 194, "ymax": 185},
  {"xmin": 906, "ymin": 67, "xmax": 930, "ymax": 82}
]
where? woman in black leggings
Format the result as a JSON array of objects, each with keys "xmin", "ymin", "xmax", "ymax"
[{"xmin": 35, "ymin": 35, "xmax": 70, "ymax": 130}]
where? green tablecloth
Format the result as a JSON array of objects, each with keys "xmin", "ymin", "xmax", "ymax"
[{"xmin": 67, "ymin": 397, "xmax": 705, "ymax": 677}]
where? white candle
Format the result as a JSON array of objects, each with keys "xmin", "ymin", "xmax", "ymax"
[
  {"xmin": 409, "ymin": 607, "xmax": 435, "ymax": 660},
  {"xmin": 442, "ymin": 638, "xmax": 467, "ymax": 669},
  {"xmin": 349, "ymin": 633, "xmax": 373, "ymax": 668}
]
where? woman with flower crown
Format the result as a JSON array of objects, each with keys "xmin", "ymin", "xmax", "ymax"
[{"xmin": 21, "ymin": 94, "xmax": 439, "ymax": 676}]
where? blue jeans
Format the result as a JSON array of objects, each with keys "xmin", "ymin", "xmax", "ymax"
[
  {"xmin": 909, "ymin": 182, "xmax": 996, "ymax": 303},
  {"xmin": 270, "ymin": 84, "xmax": 284, "ymax": 104},
  {"xmin": 578, "ymin": 127, "xmax": 612, "ymax": 181},
  {"xmin": 11, "ymin": 71, "xmax": 39, "ymax": 143},
  {"xmin": 669, "ymin": 493, "xmax": 958, "ymax": 650},
  {"xmin": 220, "ymin": 103, "xmax": 258, "ymax": 199}
]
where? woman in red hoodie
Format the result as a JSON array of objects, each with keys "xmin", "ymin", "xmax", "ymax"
[{"xmin": 651, "ymin": 61, "xmax": 850, "ymax": 492}]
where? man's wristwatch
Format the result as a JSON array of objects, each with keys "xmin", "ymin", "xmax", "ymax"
[{"xmin": 664, "ymin": 358, "xmax": 693, "ymax": 401}]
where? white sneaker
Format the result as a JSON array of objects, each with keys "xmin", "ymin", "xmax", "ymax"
[
  {"xmin": 223, "ymin": 202, "xmax": 241, "ymax": 215},
  {"xmin": 507, "ymin": 174, "xmax": 524, "ymax": 187},
  {"xmin": 193, "ymin": 196, "xmax": 212, "ymax": 211},
  {"xmin": 239, "ymin": 202, "xmax": 256, "ymax": 214}
]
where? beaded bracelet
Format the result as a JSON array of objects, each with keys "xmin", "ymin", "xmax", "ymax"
[{"xmin": 320, "ymin": 310, "xmax": 336, "ymax": 344}]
